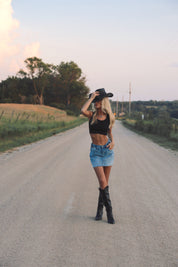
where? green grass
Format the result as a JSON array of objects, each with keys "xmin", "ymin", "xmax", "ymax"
[
  {"xmin": 122, "ymin": 120, "xmax": 178, "ymax": 151},
  {"xmin": 0, "ymin": 117, "xmax": 87, "ymax": 153}
]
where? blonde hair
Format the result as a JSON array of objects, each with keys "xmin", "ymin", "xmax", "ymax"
[{"xmin": 91, "ymin": 97, "xmax": 115, "ymax": 129}]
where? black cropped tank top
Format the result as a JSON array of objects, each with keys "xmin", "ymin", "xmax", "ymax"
[{"xmin": 89, "ymin": 112, "xmax": 110, "ymax": 135}]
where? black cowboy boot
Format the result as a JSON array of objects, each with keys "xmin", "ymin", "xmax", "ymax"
[
  {"xmin": 95, "ymin": 189, "xmax": 104, "ymax": 220},
  {"xmin": 100, "ymin": 186, "xmax": 115, "ymax": 224}
]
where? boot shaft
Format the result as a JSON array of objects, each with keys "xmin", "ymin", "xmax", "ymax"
[
  {"xmin": 99, "ymin": 186, "xmax": 115, "ymax": 224},
  {"xmin": 99, "ymin": 186, "xmax": 111, "ymax": 209},
  {"xmin": 95, "ymin": 188, "xmax": 104, "ymax": 220}
]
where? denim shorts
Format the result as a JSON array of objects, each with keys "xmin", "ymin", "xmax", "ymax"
[{"xmin": 89, "ymin": 140, "xmax": 114, "ymax": 168}]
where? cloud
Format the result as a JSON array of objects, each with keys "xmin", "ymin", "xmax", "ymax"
[
  {"xmin": 0, "ymin": 0, "xmax": 19, "ymax": 62},
  {"xmin": 0, "ymin": 0, "xmax": 40, "ymax": 80}
]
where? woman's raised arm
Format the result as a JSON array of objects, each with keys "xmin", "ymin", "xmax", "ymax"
[{"xmin": 81, "ymin": 91, "xmax": 99, "ymax": 118}]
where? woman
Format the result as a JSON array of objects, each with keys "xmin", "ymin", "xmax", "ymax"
[{"xmin": 81, "ymin": 88, "xmax": 115, "ymax": 224}]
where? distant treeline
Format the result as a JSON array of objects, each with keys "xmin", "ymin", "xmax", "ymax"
[
  {"xmin": 112, "ymin": 100, "xmax": 178, "ymax": 119},
  {"xmin": 113, "ymin": 100, "xmax": 178, "ymax": 143},
  {"xmin": 0, "ymin": 57, "xmax": 90, "ymax": 115}
]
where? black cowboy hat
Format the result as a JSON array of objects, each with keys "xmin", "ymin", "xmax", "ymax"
[{"xmin": 89, "ymin": 88, "xmax": 113, "ymax": 103}]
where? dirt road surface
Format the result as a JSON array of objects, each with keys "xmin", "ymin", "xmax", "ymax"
[{"xmin": 0, "ymin": 121, "xmax": 177, "ymax": 267}]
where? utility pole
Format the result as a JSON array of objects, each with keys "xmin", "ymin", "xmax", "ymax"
[
  {"xmin": 122, "ymin": 96, "xmax": 124, "ymax": 114},
  {"xmin": 116, "ymin": 92, "xmax": 119, "ymax": 117},
  {"xmin": 129, "ymin": 82, "xmax": 131, "ymax": 117}
]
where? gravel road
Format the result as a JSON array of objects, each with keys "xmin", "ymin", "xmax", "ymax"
[{"xmin": 0, "ymin": 121, "xmax": 177, "ymax": 267}]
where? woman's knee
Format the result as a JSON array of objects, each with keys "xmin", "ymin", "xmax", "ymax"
[
  {"xmin": 94, "ymin": 167, "xmax": 107, "ymax": 188},
  {"xmin": 99, "ymin": 178, "xmax": 108, "ymax": 189}
]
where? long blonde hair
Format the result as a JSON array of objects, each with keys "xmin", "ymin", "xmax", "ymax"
[{"xmin": 91, "ymin": 97, "xmax": 115, "ymax": 129}]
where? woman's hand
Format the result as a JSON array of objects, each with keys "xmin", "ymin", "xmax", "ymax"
[
  {"xmin": 81, "ymin": 91, "xmax": 100, "ymax": 118},
  {"xmin": 91, "ymin": 91, "xmax": 100, "ymax": 100},
  {"xmin": 107, "ymin": 142, "xmax": 115, "ymax": 150}
]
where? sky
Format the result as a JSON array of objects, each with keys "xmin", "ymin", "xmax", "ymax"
[{"xmin": 0, "ymin": 0, "xmax": 178, "ymax": 101}]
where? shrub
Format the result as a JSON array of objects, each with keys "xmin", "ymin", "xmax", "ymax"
[
  {"xmin": 135, "ymin": 119, "xmax": 144, "ymax": 131},
  {"xmin": 49, "ymin": 103, "xmax": 66, "ymax": 110},
  {"xmin": 66, "ymin": 109, "xmax": 76, "ymax": 116},
  {"xmin": 153, "ymin": 118, "xmax": 172, "ymax": 137},
  {"xmin": 143, "ymin": 122, "xmax": 154, "ymax": 133}
]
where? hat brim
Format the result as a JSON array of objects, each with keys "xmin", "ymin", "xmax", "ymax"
[{"xmin": 89, "ymin": 92, "xmax": 113, "ymax": 103}]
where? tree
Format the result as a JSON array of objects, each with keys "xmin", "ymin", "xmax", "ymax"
[
  {"xmin": 17, "ymin": 57, "xmax": 53, "ymax": 104},
  {"xmin": 0, "ymin": 77, "xmax": 21, "ymax": 103},
  {"xmin": 56, "ymin": 61, "xmax": 89, "ymax": 107},
  {"xmin": 0, "ymin": 58, "xmax": 90, "ymax": 112}
]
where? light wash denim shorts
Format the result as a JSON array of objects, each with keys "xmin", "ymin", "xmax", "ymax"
[{"xmin": 89, "ymin": 140, "xmax": 114, "ymax": 168}]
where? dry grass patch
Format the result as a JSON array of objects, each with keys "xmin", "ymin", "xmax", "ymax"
[
  {"xmin": 0, "ymin": 104, "xmax": 87, "ymax": 152},
  {"xmin": 0, "ymin": 103, "xmax": 75, "ymax": 122}
]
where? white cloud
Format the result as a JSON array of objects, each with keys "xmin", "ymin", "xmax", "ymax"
[
  {"xmin": 0, "ymin": 0, "xmax": 40, "ymax": 80},
  {"xmin": 0, "ymin": 0, "xmax": 19, "ymax": 62}
]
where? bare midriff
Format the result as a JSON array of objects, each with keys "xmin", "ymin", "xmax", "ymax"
[{"xmin": 90, "ymin": 133, "xmax": 108, "ymax": 146}]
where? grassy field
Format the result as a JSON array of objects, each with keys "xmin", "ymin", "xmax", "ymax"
[
  {"xmin": 0, "ymin": 104, "xmax": 86, "ymax": 153},
  {"xmin": 0, "ymin": 103, "xmax": 73, "ymax": 122},
  {"xmin": 122, "ymin": 118, "xmax": 178, "ymax": 151}
]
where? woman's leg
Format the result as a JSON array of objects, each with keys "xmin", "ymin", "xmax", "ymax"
[
  {"xmin": 94, "ymin": 166, "xmax": 115, "ymax": 223},
  {"xmin": 104, "ymin": 166, "xmax": 112, "ymax": 184},
  {"xmin": 94, "ymin": 166, "xmax": 108, "ymax": 189},
  {"xmin": 100, "ymin": 185, "xmax": 115, "ymax": 224},
  {"xmin": 102, "ymin": 166, "xmax": 115, "ymax": 224}
]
